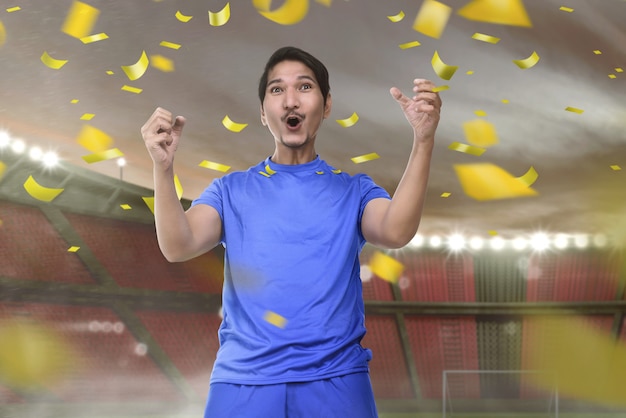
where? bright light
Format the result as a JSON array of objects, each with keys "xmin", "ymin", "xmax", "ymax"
[
  {"xmin": 360, "ymin": 265, "xmax": 373, "ymax": 282},
  {"xmin": 592, "ymin": 234, "xmax": 608, "ymax": 248},
  {"xmin": 117, "ymin": 157, "xmax": 127, "ymax": 167},
  {"xmin": 553, "ymin": 234, "xmax": 569, "ymax": 249},
  {"xmin": 29, "ymin": 146, "xmax": 43, "ymax": 161},
  {"xmin": 10, "ymin": 138, "xmax": 26, "ymax": 154},
  {"xmin": 408, "ymin": 234, "xmax": 424, "ymax": 248},
  {"xmin": 489, "ymin": 236, "xmax": 505, "ymax": 251},
  {"xmin": 42, "ymin": 151, "xmax": 59, "ymax": 168},
  {"xmin": 574, "ymin": 234, "xmax": 589, "ymax": 249},
  {"xmin": 530, "ymin": 233, "xmax": 550, "ymax": 251},
  {"xmin": 447, "ymin": 234, "xmax": 465, "ymax": 251},
  {"xmin": 0, "ymin": 131, "xmax": 10, "ymax": 148},
  {"xmin": 134, "ymin": 343, "xmax": 148, "ymax": 356},
  {"xmin": 429, "ymin": 235, "xmax": 442, "ymax": 248},
  {"xmin": 512, "ymin": 237, "xmax": 528, "ymax": 251},
  {"xmin": 469, "ymin": 236, "xmax": 484, "ymax": 250}
]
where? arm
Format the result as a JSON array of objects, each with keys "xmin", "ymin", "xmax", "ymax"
[
  {"xmin": 141, "ymin": 107, "xmax": 222, "ymax": 262},
  {"xmin": 361, "ymin": 79, "xmax": 441, "ymax": 249}
]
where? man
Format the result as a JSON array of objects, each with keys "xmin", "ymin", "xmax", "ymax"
[{"xmin": 141, "ymin": 46, "xmax": 441, "ymax": 417}]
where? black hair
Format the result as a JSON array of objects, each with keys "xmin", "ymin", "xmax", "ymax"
[{"xmin": 258, "ymin": 46, "xmax": 330, "ymax": 107}]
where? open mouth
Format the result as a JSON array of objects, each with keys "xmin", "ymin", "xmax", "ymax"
[{"xmin": 285, "ymin": 115, "xmax": 303, "ymax": 129}]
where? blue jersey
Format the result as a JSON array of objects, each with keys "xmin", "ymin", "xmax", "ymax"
[{"xmin": 191, "ymin": 156, "xmax": 391, "ymax": 385}]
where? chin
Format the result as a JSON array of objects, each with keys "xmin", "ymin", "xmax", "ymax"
[{"xmin": 280, "ymin": 134, "xmax": 310, "ymax": 149}]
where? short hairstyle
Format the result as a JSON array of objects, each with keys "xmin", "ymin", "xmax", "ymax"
[{"xmin": 258, "ymin": 46, "xmax": 330, "ymax": 107}]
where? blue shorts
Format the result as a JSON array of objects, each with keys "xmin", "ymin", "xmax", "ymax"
[{"xmin": 203, "ymin": 372, "xmax": 378, "ymax": 418}]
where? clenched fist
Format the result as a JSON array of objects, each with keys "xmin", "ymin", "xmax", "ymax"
[{"xmin": 141, "ymin": 107, "xmax": 186, "ymax": 171}]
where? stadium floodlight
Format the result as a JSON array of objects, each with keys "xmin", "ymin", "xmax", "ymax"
[{"xmin": 530, "ymin": 232, "xmax": 550, "ymax": 251}]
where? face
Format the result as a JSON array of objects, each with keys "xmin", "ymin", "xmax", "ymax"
[{"xmin": 260, "ymin": 60, "xmax": 331, "ymax": 150}]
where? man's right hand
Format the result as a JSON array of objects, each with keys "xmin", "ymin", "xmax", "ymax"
[{"xmin": 141, "ymin": 107, "xmax": 186, "ymax": 170}]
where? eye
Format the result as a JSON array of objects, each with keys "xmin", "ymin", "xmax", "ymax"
[
  {"xmin": 270, "ymin": 86, "xmax": 282, "ymax": 94},
  {"xmin": 300, "ymin": 83, "xmax": 312, "ymax": 91}
]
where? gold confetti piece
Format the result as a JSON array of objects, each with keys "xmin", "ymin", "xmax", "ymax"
[
  {"xmin": 70, "ymin": 99, "xmax": 79, "ymax": 104},
  {"xmin": 501, "ymin": 99, "xmax": 509, "ymax": 104},
  {"xmin": 466, "ymin": 70, "xmax": 474, "ymax": 75},
  {"xmin": 105, "ymin": 70, "xmax": 114, "ymax": 75},
  {"xmin": 331, "ymin": 169, "xmax": 342, "ymax": 174},
  {"xmin": 472, "ymin": 32, "xmax": 500, "ymax": 44},
  {"xmin": 474, "ymin": 109, "xmax": 487, "ymax": 117},
  {"xmin": 610, "ymin": 165, "xmax": 621, "ymax": 171},
  {"xmin": 175, "ymin": 11, "xmax": 193, "ymax": 22},
  {"xmin": 517, "ymin": 166, "xmax": 538, "ymax": 187},
  {"xmin": 199, "ymin": 160, "xmax": 231, "ymax": 172},
  {"xmin": 76, "ymin": 124, "xmax": 113, "ymax": 153},
  {"xmin": 412, "ymin": 0, "xmax": 451, "ymax": 39},
  {"xmin": 160, "ymin": 41, "xmax": 181, "ymax": 50},
  {"xmin": 252, "ymin": 0, "xmax": 309, "ymax": 25},
  {"xmin": 565, "ymin": 106, "xmax": 584, "ymax": 114},
  {"xmin": 80, "ymin": 33, "xmax": 108, "ymax": 44},
  {"xmin": 387, "ymin": 11, "xmax": 405, "ymax": 22},
  {"xmin": 559, "ymin": 6, "xmax": 574, "ymax": 12},
  {"xmin": 121, "ymin": 85, "xmax": 142, "ymax": 94},
  {"xmin": 351, "ymin": 152, "xmax": 380, "ymax": 164},
  {"xmin": 120, "ymin": 204, "xmax": 132, "ymax": 210},
  {"xmin": 513, "ymin": 51, "xmax": 540, "ymax": 69},
  {"xmin": 441, "ymin": 192, "xmax": 451, "ymax": 198},
  {"xmin": 67, "ymin": 246, "xmax": 80, "ymax": 252},
  {"xmin": 80, "ymin": 113, "xmax": 95, "ymax": 121},
  {"xmin": 173, "ymin": 174, "xmax": 183, "ymax": 200},
  {"xmin": 264, "ymin": 311, "xmax": 287, "ymax": 328},
  {"xmin": 121, "ymin": 50, "xmax": 149, "ymax": 81},
  {"xmin": 454, "ymin": 163, "xmax": 538, "ymax": 201},
  {"xmin": 142, "ymin": 196, "xmax": 155, "ymax": 214},
  {"xmin": 0, "ymin": 161, "xmax": 6, "ymax": 181},
  {"xmin": 616, "ymin": 68, "xmax": 624, "ymax": 73},
  {"xmin": 463, "ymin": 119, "xmax": 499, "ymax": 147},
  {"xmin": 315, "ymin": 0, "xmax": 332, "ymax": 6},
  {"xmin": 593, "ymin": 50, "xmax": 602, "ymax": 55},
  {"xmin": 315, "ymin": 171, "xmax": 324, "ymax": 175},
  {"xmin": 448, "ymin": 141, "xmax": 486, "ymax": 156},
  {"xmin": 150, "ymin": 54, "xmax": 174, "ymax": 72},
  {"xmin": 41, "ymin": 51, "xmax": 68, "ymax": 70},
  {"xmin": 431, "ymin": 51, "xmax": 458, "ymax": 80},
  {"xmin": 336, "ymin": 112, "xmax": 359, "ymax": 128},
  {"xmin": 432, "ymin": 85, "xmax": 449, "ymax": 93},
  {"xmin": 81, "ymin": 148, "xmax": 124, "ymax": 164},
  {"xmin": 488, "ymin": 230, "xmax": 498, "ymax": 236},
  {"xmin": 23, "ymin": 175, "xmax": 64, "ymax": 202},
  {"xmin": 608, "ymin": 74, "xmax": 616, "ymax": 79},
  {"xmin": 369, "ymin": 251, "xmax": 404, "ymax": 283},
  {"xmin": 209, "ymin": 3, "xmax": 231, "ymax": 26},
  {"xmin": 0, "ymin": 20, "xmax": 5, "ymax": 47},
  {"xmin": 61, "ymin": 1, "xmax": 100, "ymax": 39},
  {"xmin": 399, "ymin": 41, "xmax": 421, "ymax": 50},
  {"xmin": 6, "ymin": 6, "xmax": 21, "ymax": 12},
  {"xmin": 457, "ymin": 0, "xmax": 532, "ymax": 27},
  {"xmin": 222, "ymin": 115, "xmax": 248, "ymax": 132}
]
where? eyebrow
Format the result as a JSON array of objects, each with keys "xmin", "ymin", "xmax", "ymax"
[{"xmin": 267, "ymin": 75, "xmax": 317, "ymax": 87}]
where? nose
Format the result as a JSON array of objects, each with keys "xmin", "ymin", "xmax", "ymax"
[{"xmin": 283, "ymin": 88, "xmax": 300, "ymax": 109}]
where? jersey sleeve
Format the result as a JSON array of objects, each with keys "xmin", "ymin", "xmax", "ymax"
[
  {"xmin": 357, "ymin": 174, "xmax": 391, "ymax": 242},
  {"xmin": 191, "ymin": 178, "xmax": 225, "ymax": 243}
]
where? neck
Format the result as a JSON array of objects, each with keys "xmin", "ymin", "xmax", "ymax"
[{"xmin": 270, "ymin": 147, "xmax": 317, "ymax": 165}]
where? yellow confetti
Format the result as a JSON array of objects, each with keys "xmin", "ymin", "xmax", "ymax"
[
  {"xmin": 209, "ymin": 3, "xmax": 231, "ymax": 26},
  {"xmin": 120, "ymin": 204, "xmax": 132, "ymax": 210},
  {"xmin": 593, "ymin": 50, "xmax": 602, "ymax": 55},
  {"xmin": 448, "ymin": 142, "xmax": 486, "ymax": 156},
  {"xmin": 517, "ymin": 166, "xmax": 538, "ymax": 187},
  {"xmin": 121, "ymin": 85, "xmax": 142, "ymax": 94},
  {"xmin": 463, "ymin": 119, "xmax": 499, "ymax": 147},
  {"xmin": 488, "ymin": 230, "xmax": 498, "ymax": 236},
  {"xmin": 175, "ymin": 11, "xmax": 193, "ymax": 22},
  {"xmin": 76, "ymin": 125, "xmax": 113, "ymax": 153},
  {"xmin": 336, "ymin": 112, "xmax": 359, "ymax": 128},
  {"xmin": 457, "ymin": 0, "xmax": 532, "ymax": 27},
  {"xmin": 0, "ymin": 20, "xmax": 5, "ymax": 47},
  {"xmin": 501, "ymin": 99, "xmax": 510, "ymax": 104},
  {"xmin": 0, "ymin": 161, "xmax": 6, "ymax": 180},
  {"xmin": 70, "ymin": 99, "xmax": 79, "ymax": 104},
  {"xmin": 160, "ymin": 41, "xmax": 181, "ymax": 50},
  {"xmin": 23, "ymin": 175, "xmax": 64, "ymax": 202},
  {"xmin": 559, "ymin": 6, "xmax": 574, "ymax": 12},
  {"xmin": 369, "ymin": 251, "xmax": 404, "ymax": 283},
  {"xmin": 61, "ymin": 1, "xmax": 100, "ymax": 39},
  {"xmin": 121, "ymin": 51, "xmax": 149, "ymax": 81},
  {"xmin": 608, "ymin": 74, "xmax": 616, "ymax": 79},
  {"xmin": 41, "ymin": 51, "xmax": 68, "ymax": 70},
  {"xmin": 472, "ymin": 32, "xmax": 500, "ymax": 44},
  {"xmin": 513, "ymin": 51, "xmax": 540, "ymax": 69},
  {"xmin": 412, "ymin": 0, "xmax": 451, "ymax": 39},
  {"xmin": 172, "ymin": 174, "xmax": 183, "ymax": 200},
  {"xmin": 80, "ymin": 33, "xmax": 108, "ymax": 44},
  {"xmin": 150, "ymin": 55, "xmax": 174, "ymax": 72},
  {"xmin": 142, "ymin": 196, "xmax": 155, "ymax": 214},
  {"xmin": 264, "ymin": 311, "xmax": 287, "ymax": 328},
  {"xmin": 399, "ymin": 41, "xmax": 421, "ymax": 50},
  {"xmin": 431, "ymin": 51, "xmax": 458, "ymax": 80},
  {"xmin": 387, "ymin": 11, "xmax": 405, "ymax": 22},
  {"xmin": 222, "ymin": 115, "xmax": 248, "ymax": 133},
  {"xmin": 315, "ymin": 171, "xmax": 324, "ymax": 175},
  {"xmin": 264, "ymin": 164, "xmax": 276, "ymax": 175},
  {"xmin": 199, "ymin": 160, "xmax": 231, "ymax": 172},
  {"xmin": 252, "ymin": 0, "xmax": 309, "ymax": 25},
  {"xmin": 331, "ymin": 169, "xmax": 342, "ymax": 174},
  {"xmin": 80, "ymin": 113, "xmax": 95, "ymax": 121},
  {"xmin": 565, "ymin": 106, "xmax": 584, "ymax": 114},
  {"xmin": 6, "ymin": 6, "xmax": 21, "ymax": 12},
  {"xmin": 466, "ymin": 70, "xmax": 475, "ymax": 75},
  {"xmin": 81, "ymin": 148, "xmax": 124, "ymax": 164},
  {"xmin": 432, "ymin": 85, "xmax": 449, "ymax": 93},
  {"xmin": 616, "ymin": 68, "xmax": 624, "ymax": 73},
  {"xmin": 67, "ymin": 246, "xmax": 80, "ymax": 252},
  {"xmin": 315, "ymin": 0, "xmax": 332, "ymax": 6},
  {"xmin": 474, "ymin": 109, "xmax": 487, "ymax": 117},
  {"xmin": 440, "ymin": 192, "xmax": 451, "ymax": 198},
  {"xmin": 454, "ymin": 163, "xmax": 538, "ymax": 201},
  {"xmin": 610, "ymin": 165, "xmax": 621, "ymax": 171},
  {"xmin": 351, "ymin": 153, "xmax": 380, "ymax": 164},
  {"xmin": 105, "ymin": 70, "xmax": 114, "ymax": 75}
]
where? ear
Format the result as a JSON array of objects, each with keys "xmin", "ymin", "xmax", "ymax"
[
  {"xmin": 260, "ymin": 105, "xmax": 267, "ymax": 126},
  {"xmin": 323, "ymin": 93, "xmax": 332, "ymax": 119}
]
